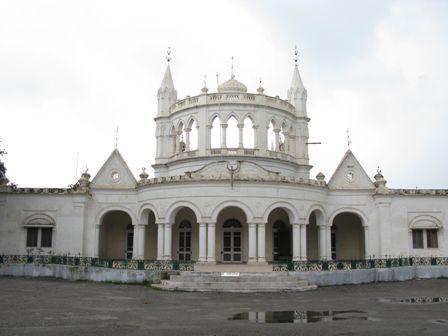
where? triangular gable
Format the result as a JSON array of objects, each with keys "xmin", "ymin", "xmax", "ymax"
[
  {"xmin": 91, "ymin": 149, "xmax": 137, "ymax": 189},
  {"xmin": 328, "ymin": 150, "xmax": 374, "ymax": 190}
]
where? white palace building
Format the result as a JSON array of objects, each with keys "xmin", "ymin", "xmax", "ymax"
[{"xmin": 1, "ymin": 52, "xmax": 447, "ymax": 270}]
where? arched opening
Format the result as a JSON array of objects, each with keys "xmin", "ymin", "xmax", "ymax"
[
  {"xmin": 307, "ymin": 209, "xmax": 325, "ymax": 260},
  {"xmin": 268, "ymin": 120, "xmax": 276, "ymax": 151},
  {"xmin": 142, "ymin": 209, "xmax": 157, "ymax": 260},
  {"xmin": 266, "ymin": 208, "xmax": 292, "ymax": 262},
  {"xmin": 226, "ymin": 116, "xmax": 238, "ymax": 148},
  {"xmin": 178, "ymin": 121, "xmax": 186, "ymax": 152},
  {"xmin": 189, "ymin": 120, "xmax": 198, "ymax": 151},
  {"xmin": 171, "ymin": 207, "xmax": 198, "ymax": 261},
  {"xmin": 99, "ymin": 210, "xmax": 133, "ymax": 259},
  {"xmin": 331, "ymin": 212, "xmax": 365, "ymax": 260},
  {"xmin": 216, "ymin": 206, "xmax": 248, "ymax": 263},
  {"xmin": 307, "ymin": 212, "xmax": 319, "ymax": 260},
  {"xmin": 211, "ymin": 116, "xmax": 221, "ymax": 148},
  {"xmin": 243, "ymin": 117, "xmax": 254, "ymax": 148}
]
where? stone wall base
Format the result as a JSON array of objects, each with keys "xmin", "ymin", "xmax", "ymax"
[
  {"xmin": 0, "ymin": 264, "xmax": 161, "ymax": 283},
  {"xmin": 292, "ymin": 265, "xmax": 448, "ymax": 286}
]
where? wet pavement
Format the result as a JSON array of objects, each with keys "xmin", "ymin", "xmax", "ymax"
[{"xmin": 1, "ymin": 277, "xmax": 448, "ymax": 335}]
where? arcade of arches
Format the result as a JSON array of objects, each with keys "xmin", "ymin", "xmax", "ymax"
[{"xmin": 98, "ymin": 208, "xmax": 367, "ymax": 262}]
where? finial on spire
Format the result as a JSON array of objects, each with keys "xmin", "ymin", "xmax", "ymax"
[
  {"xmin": 294, "ymin": 45, "xmax": 299, "ymax": 65},
  {"xmin": 115, "ymin": 126, "xmax": 119, "ymax": 148},
  {"xmin": 257, "ymin": 78, "xmax": 265, "ymax": 94},
  {"xmin": 201, "ymin": 75, "xmax": 208, "ymax": 93},
  {"xmin": 231, "ymin": 56, "xmax": 234, "ymax": 79},
  {"xmin": 166, "ymin": 47, "xmax": 172, "ymax": 63},
  {"xmin": 377, "ymin": 166, "xmax": 382, "ymax": 175},
  {"xmin": 346, "ymin": 128, "xmax": 352, "ymax": 148}
]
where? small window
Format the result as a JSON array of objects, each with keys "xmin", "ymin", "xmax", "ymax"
[
  {"xmin": 26, "ymin": 228, "xmax": 38, "ymax": 247},
  {"xmin": 426, "ymin": 229, "xmax": 438, "ymax": 248},
  {"xmin": 41, "ymin": 228, "xmax": 53, "ymax": 248},
  {"xmin": 412, "ymin": 229, "xmax": 424, "ymax": 249}
]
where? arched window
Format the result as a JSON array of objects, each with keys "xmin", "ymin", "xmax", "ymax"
[
  {"xmin": 24, "ymin": 214, "xmax": 55, "ymax": 250},
  {"xmin": 189, "ymin": 120, "xmax": 198, "ymax": 151},
  {"xmin": 211, "ymin": 116, "xmax": 221, "ymax": 148},
  {"xmin": 178, "ymin": 122, "xmax": 186, "ymax": 152},
  {"xmin": 226, "ymin": 116, "xmax": 238, "ymax": 148},
  {"xmin": 243, "ymin": 117, "xmax": 254, "ymax": 148},
  {"xmin": 268, "ymin": 120, "xmax": 276, "ymax": 151}
]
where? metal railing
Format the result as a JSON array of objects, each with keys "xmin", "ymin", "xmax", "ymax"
[{"xmin": 0, "ymin": 255, "xmax": 195, "ymax": 272}]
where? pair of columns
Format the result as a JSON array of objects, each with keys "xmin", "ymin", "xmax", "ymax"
[
  {"xmin": 248, "ymin": 223, "xmax": 266, "ymax": 263},
  {"xmin": 219, "ymin": 123, "xmax": 258, "ymax": 149}
]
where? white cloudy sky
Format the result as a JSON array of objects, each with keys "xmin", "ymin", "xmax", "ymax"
[{"xmin": 0, "ymin": 0, "xmax": 447, "ymax": 188}]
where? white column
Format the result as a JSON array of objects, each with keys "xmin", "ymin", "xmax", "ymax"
[
  {"xmin": 300, "ymin": 223, "xmax": 307, "ymax": 261},
  {"xmin": 137, "ymin": 224, "xmax": 146, "ymax": 259},
  {"xmin": 237, "ymin": 123, "xmax": 244, "ymax": 148},
  {"xmin": 257, "ymin": 223, "xmax": 266, "ymax": 263},
  {"xmin": 292, "ymin": 223, "xmax": 300, "ymax": 261},
  {"xmin": 207, "ymin": 223, "xmax": 216, "ymax": 263},
  {"xmin": 326, "ymin": 225, "xmax": 332, "ymax": 259},
  {"xmin": 283, "ymin": 132, "xmax": 289, "ymax": 153},
  {"xmin": 364, "ymin": 226, "xmax": 370, "ymax": 258},
  {"xmin": 93, "ymin": 224, "xmax": 100, "ymax": 258},
  {"xmin": 199, "ymin": 222, "xmax": 207, "ymax": 262},
  {"xmin": 176, "ymin": 131, "xmax": 182, "ymax": 154},
  {"xmin": 253, "ymin": 125, "xmax": 259, "ymax": 149},
  {"xmin": 132, "ymin": 224, "xmax": 139, "ymax": 259},
  {"xmin": 248, "ymin": 223, "xmax": 257, "ymax": 263},
  {"xmin": 164, "ymin": 223, "xmax": 172, "ymax": 260},
  {"xmin": 221, "ymin": 123, "xmax": 227, "ymax": 148},
  {"xmin": 157, "ymin": 223, "xmax": 164, "ymax": 260},
  {"xmin": 185, "ymin": 128, "xmax": 191, "ymax": 151},
  {"xmin": 318, "ymin": 225, "xmax": 326, "ymax": 260}
]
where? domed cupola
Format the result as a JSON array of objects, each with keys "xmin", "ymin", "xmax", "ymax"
[{"xmin": 218, "ymin": 75, "xmax": 247, "ymax": 93}]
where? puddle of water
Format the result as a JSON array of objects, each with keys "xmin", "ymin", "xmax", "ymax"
[
  {"xmin": 228, "ymin": 310, "xmax": 376, "ymax": 324},
  {"xmin": 379, "ymin": 297, "xmax": 448, "ymax": 304}
]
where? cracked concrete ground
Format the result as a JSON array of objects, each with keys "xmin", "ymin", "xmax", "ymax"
[{"xmin": 1, "ymin": 277, "xmax": 448, "ymax": 335}]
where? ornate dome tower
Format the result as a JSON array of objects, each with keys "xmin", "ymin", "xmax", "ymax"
[{"xmin": 152, "ymin": 50, "xmax": 311, "ymax": 179}]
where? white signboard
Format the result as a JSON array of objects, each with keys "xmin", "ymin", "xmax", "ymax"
[{"xmin": 221, "ymin": 272, "xmax": 240, "ymax": 277}]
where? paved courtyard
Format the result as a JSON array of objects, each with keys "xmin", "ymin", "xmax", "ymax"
[{"xmin": 0, "ymin": 277, "xmax": 448, "ymax": 335}]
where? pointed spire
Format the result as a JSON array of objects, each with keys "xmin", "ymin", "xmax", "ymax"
[
  {"xmin": 289, "ymin": 45, "xmax": 305, "ymax": 92},
  {"xmin": 157, "ymin": 47, "xmax": 177, "ymax": 117},
  {"xmin": 287, "ymin": 45, "xmax": 307, "ymax": 116},
  {"xmin": 159, "ymin": 64, "xmax": 175, "ymax": 91}
]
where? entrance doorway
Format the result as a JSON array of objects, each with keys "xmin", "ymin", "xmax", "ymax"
[
  {"xmin": 178, "ymin": 220, "xmax": 192, "ymax": 261},
  {"xmin": 222, "ymin": 219, "xmax": 242, "ymax": 263},
  {"xmin": 125, "ymin": 224, "xmax": 134, "ymax": 259},
  {"xmin": 273, "ymin": 220, "xmax": 292, "ymax": 261}
]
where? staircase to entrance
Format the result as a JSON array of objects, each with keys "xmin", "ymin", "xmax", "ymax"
[{"xmin": 153, "ymin": 264, "xmax": 317, "ymax": 292}]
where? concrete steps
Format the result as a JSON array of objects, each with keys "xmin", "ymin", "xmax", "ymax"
[{"xmin": 152, "ymin": 271, "xmax": 317, "ymax": 293}]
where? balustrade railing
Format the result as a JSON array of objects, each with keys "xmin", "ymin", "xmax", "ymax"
[
  {"xmin": 0, "ymin": 255, "xmax": 195, "ymax": 271},
  {"xmin": 272, "ymin": 257, "xmax": 448, "ymax": 272}
]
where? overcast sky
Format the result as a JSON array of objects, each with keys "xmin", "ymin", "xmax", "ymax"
[{"xmin": 0, "ymin": 0, "xmax": 447, "ymax": 188}]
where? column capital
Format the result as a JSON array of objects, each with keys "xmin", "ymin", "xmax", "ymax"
[
  {"xmin": 237, "ymin": 123, "xmax": 245, "ymax": 128},
  {"xmin": 220, "ymin": 123, "xmax": 228, "ymax": 128},
  {"xmin": 184, "ymin": 127, "xmax": 192, "ymax": 132}
]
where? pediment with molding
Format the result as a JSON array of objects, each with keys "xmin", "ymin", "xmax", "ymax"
[
  {"xmin": 91, "ymin": 149, "xmax": 137, "ymax": 189},
  {"xmin": 328, "ymin": 150, "xmax": 374, "ymax": 190}
]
